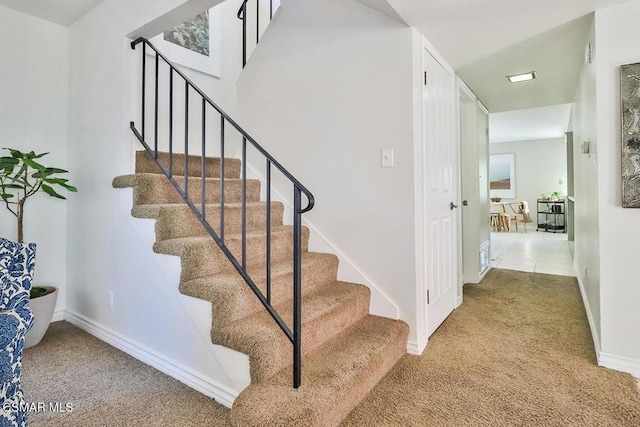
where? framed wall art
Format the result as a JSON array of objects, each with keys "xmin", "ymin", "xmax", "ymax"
[
  {"xmin": 489, "ymin": 153, "xmax": 516, "ymax": 199},
  {"xmin": 149, "ymin": 6, "xmax": 222, "ymax": 77},
  {"xmin": 621, "ymin": 62, "xmax": 640, "ymax": 207}
]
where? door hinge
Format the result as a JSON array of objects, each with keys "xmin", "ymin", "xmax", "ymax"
[
  {"xmin": 424, "ymin": 71, "xmax": 428, "ymax": 86},
  {"xmin": 427, "ymin": 289, "xmax": 430, "ymax": 304}
]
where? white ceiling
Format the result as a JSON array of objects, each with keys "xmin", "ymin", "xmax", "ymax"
[
  {"xmin": 0, "ymin": 0, "xmax": 102, "ymax": 26},
  {"xmin": 357, "ymin": 0, "xmax": 633, "ymax": 141},
  {"xmin": 457, "ymin": 15, "xmax": 593, "ymax": 113},
  {"xmin": 383, "ymin": 0, "xmax": 631, "ymax": 70},
  {"xmin": 3, "ymin": 0, "xmax": 632, "ymax": 142},
  {"xmin": 489, "ymin": 104, "xmax": 573, "ymax": 144}
]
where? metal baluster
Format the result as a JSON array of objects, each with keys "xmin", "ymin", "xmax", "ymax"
[
  {"xmin": 129, "ymin": 37, "xmax": 317, "ymax": 391},
  {"xmin": 270, "ymin": 0, "xmax": 273, "ymax": 19},
  {"xmin": 169, "ymin": 68, "xmax": 173, "ymax": 177},
  {"xmin": 184, "ymin": 81, "xmax": 189, "ymax": 198},
  {"xmin": 201, "ymin": 98, "xmax": 206, "ymax": 219},
  {"xmin": 220, "ymin": 116, "xmax": 225, "ymax": 243},
  {"xmin": 142, "ymin": 43, "xmax": 146, "ymax": 142},
  {"xmin": 241, "ymin": 2, "xmax": 247, "ymax": 67},
  {"xmin": 256, "ymin": 0, "xmax": 260, "ymax": 44},
  {"xmin": 293, "ymin": 186, "xmax": 302, "ymax": 388},
  {"xmin": 266, "ymin": 159, "xmax": 272, "ymax": 304},
  {"xmin": 241, "ymin": 137, "xmax": 247, "ymax": 270},
  {"xmin": 154, "ymin": 52, "xmax": 159, "ymax": 158}
]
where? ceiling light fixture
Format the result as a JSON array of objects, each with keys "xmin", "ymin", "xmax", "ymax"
[{"xmin": 506, "ymin": 71, "xmax": 537, "ymax": 83}]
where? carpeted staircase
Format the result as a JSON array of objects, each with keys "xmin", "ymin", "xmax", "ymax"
[{"xmin": 113, "ymin": 150, "xmax": 408, "ymax": 426}]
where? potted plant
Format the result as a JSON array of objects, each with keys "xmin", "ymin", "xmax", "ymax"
[{"xmin": 0, "ymin": 148, "xmax": 77, "ymax": 347}]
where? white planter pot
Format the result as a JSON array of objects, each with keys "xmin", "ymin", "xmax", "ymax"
[{"xmin": 24, "ymin": 286, "xmax": 58, "ymax": 349}]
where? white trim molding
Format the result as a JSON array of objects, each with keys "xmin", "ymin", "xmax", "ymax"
[
  {"xmin": 51, "ymin": 310, "xmax": 65, "ymax": 322},
  {"xmin": 599, "ymin": 352, "xmax": 640, "ymax": 378},
  {"xmin": 407, "ymin": 339, "xmax": 427, "ymax": 356},
  {"xmin": 574, "ymin": 264, "xmax": 601, "ymax": 362},
  {"xmin": 63, "ymin": 310, "xmax": 238, "ymax": 408}
]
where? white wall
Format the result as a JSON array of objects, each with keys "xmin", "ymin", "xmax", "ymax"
[
  {"xmin": 490, "ymin": 138, "xmax": 568, "ymax": 222},
  {"xmin": 0, "ymin": 7, "xmax": 69, "ymax": 314},
  {"xmin": 65, "ymin": 0, "xmax": 251, "ymax": 404},
  {"xmin": 138, "ymin": 0, "xmax": 245, "ymax": 160},
  {"xmin": 236, "ymin": 0, "xmax": 419, "ymax": 340},
  {"xmin": 594, "ymin": 1, "xmax": 640, "ymax": 370},
  {"xmin": 572, "ymin": 19, "xmax": 601, "ymax": 349}
]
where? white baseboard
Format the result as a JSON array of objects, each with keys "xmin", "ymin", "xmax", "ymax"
[
  {"xmin": 574, "ymin": 266, "xmax": 640, "ymax": 379},
  {"xmin": 63, "ymin": 310, "xmax": 238, "ymax": 408},
  {"xmin": 599, "ymin": 352, "xmax": 640, "ymax": 378},
  {"xmin": 51, "ymin": 310, "xmax": 65, "ymax": 322},
  {"xmin": 407, "ymin": 339, "xmax": 427, "ymax": 356},
  {"xmin": 574, "ymin": 265, "xmax": 601, "ymax": 362}
]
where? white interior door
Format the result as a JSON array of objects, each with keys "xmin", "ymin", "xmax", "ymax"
[{"xmin": 422, "ymin": 47, "xmax": 458, "ymax": 337}]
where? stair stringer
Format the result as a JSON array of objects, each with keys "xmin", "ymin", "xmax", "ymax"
[
  {"xmin": 244, "ymin": 164, "xmax": 400, "ymax": 320},
  {"xmin": 116, "ymin": 187, "xmax": 251, "ymax": 407}
]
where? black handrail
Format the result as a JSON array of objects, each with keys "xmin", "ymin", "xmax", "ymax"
[
  {"xmin": 237, "ymin": 0, "xmax": 276, "ymax": 68},
  {"xmin": 130, "ymin": 37, "xmax": 314, "ymax": 388}
]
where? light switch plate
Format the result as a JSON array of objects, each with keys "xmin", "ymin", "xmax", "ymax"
[{"xmin": 382, "ymin": 148, "xmax": 394, "ymax": 168}]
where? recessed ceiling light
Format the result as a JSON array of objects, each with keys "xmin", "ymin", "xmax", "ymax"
[{"xmin": 506, "ymin": 71, "xmax": 537, "ymax": 83}]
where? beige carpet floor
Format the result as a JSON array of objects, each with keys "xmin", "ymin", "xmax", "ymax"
[{"xmin": 23, "ymin": 269, "xmax": 640, "ymax": 426}]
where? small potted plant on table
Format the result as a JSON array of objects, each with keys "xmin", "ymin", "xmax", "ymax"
[{"xmin": 0, "ymin": 148, "xmax": 77, "ymax": 347}]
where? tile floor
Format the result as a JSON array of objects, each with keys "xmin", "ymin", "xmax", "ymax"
[{"xmin": 490, "ymin": 224, "xmax": 575, "ymax": 276}]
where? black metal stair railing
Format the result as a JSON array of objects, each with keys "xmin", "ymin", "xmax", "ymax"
[
  {"xmin": 237, "ymin": 0, "xmax": 275, "ymax": 67},
  {"xmin": 130, "ymin": 37, "xmax": 314, "ymax": 388}
]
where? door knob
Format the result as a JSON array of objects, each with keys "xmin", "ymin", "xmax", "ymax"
[{"xmin": 450, "ymin": 202, "xmax": 459, "ymax": 210}]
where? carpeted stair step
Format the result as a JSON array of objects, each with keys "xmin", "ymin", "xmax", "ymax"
[
  {"xmin": 113, "ymin": 174, "xmax": 261, "ymax": 206},
  {"xmin": 230, "ymin": 315, "xmax": 409, "ymax": 426},
  {"xmin": 132, "ymin": 202, "xmax": 285, "ymax": 240},
  {"xmin": 154, "ymin": 226, "xmax": 310, "ymax": 281},
  {"xmin": 215, "ymin": 281, "xmax": 371, "ymax": 383},
  {"xmin": 114, "ymin": 149, "xmax": 411, "ymax": 424},
  {"xmin": 180, "ymin": 252, "xmax": 339, "ymax": 325},
  {"xmin": 135, "ymin": 150, "xmax": 241, "ymax": 178}
]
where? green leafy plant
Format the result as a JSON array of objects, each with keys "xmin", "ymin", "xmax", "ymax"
[
  {"xmin": 0, "ymin": 149, "xmax": 77, "ymax": 299},
  {"xmin": 0, "ymin": 148, "xmax": 77, "ymax": 243}
]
